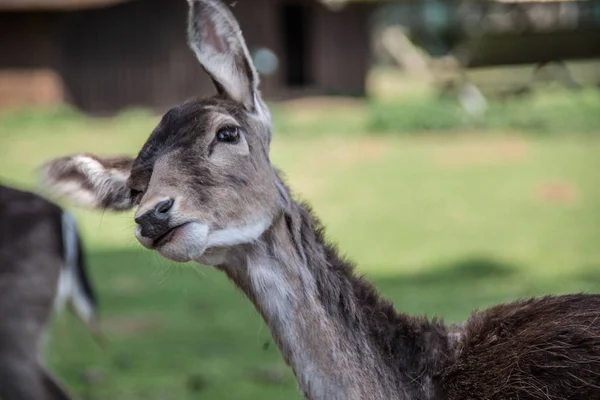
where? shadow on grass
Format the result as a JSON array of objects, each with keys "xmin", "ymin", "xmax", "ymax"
[
  {"xmin": 369, "ymin": 257, "xmax": 522, "ymax": 322},
  {"xmin": 86, "ymin": 249, "xmax": 520, "ymax": 317},
  {"xmin": 52, "ymin": 248, "xmax": 593, "ymax": 400},
  {"xmin": 399, "ymin": 256, "xmax": 516, "ymax": 285},
  {"xmin": 575, "ymin": 266, "xmax": 600, "ymax": 283},
  {"xmin": 89, "ymin": 249, "xmax": 517, "ymax": 286},
  {"xmin": 86, "ymin": 248, "xmax": 521, "ymax": 326}
]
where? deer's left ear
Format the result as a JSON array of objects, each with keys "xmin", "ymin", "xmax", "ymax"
[
  {"xmin": 39, "ymin": 154, "xmax": 136, "ymax": 211},
  {"xmin": 187, "ymin": 0, "xmax": 260, "ymax": 111}
]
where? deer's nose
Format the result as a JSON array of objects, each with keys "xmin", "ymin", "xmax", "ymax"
[{"xmin": 134, "ymin": 198, "xmax": 174, "ymax": 240}]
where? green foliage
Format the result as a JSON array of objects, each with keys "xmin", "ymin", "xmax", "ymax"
[
  {"xmin": 485, "ymin": 89, "xmax": 600, "ymax": 135},
  {"xmin": 369, "ymin": 97, "xmax": 466, "ymax": 133},
  {"xmin": 269, "ymin": 103, "xmax": 368, "ymax": 137},
  {"xmin": 0, "ymin": 106, "xmax": 85, "ymax": 137},
  {"xmin": 369, "ymin": 88, "xmax": 600, "ymax": 135}
]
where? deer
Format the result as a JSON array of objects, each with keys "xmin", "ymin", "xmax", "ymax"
[
  {"xmin": 0, "ymin": 184, "xmax": 100, "ymax": 400},
  {"xmin": 38, "ymin": 1, "xmax": 600, "ymax": 399}
]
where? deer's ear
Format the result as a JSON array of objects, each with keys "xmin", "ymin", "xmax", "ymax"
[
  {"xmin": 187, "ymin": 0, "xmax": 259, "ymax": 111},
  {"xmin": 40, "ymin": 154, "xmax": 136, "ymax": 211}
]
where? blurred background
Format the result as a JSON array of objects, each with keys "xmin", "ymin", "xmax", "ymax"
[{"xmin": 0, "ymin": 0, "xmax": 599, "ymax": 398}]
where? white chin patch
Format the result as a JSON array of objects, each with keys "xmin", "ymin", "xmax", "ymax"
[
  {"xmin": 157, "ymin": 222, "xmax": 209, "ymax": 263},
  {"xmin": 135, "ymin": 218, "xmax": 272, "ymax": 265}
]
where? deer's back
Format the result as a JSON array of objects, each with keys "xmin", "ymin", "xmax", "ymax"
[{"xmin": 441, "ymin": 294, "xmax": 600, "ymax": 400}]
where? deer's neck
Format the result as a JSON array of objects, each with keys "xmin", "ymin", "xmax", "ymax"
[{"xmin": 222, "ymin": 201, "xmax": 450, "ymax": 400}]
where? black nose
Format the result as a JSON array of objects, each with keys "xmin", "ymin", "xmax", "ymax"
[{"xmin": 135, "ymin": 198, "xmax": 174, "ymax": 240}]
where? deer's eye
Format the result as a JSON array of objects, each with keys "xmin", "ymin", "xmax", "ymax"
[{"xmin": 216, "ymin": 127, "xmax": 241, "ymax": 143}]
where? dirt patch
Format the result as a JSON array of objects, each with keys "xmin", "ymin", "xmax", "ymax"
[
  {"xmin": 249, "ymin": 365, "xmax": 288, "ymax": 386},
  {"xmin": 436, "ymin": 137, "xmax": 530, "ymax": 167},
  {"xmin": 102, "ymin": 315, "xmax": 164, "ymax": 337},
  {"xmin": 109, "ymin": 276, "xmax": 146, "ymax": 295},
  {"xmin": 278, "ymin": 96, "xmax": 365, "ymax": 112},
  {"xmin": 329, "ymin": 137, "xmax": 390, "ymax": 164},
  {"xmin": 290, "ymin": 175, "xmax": 326, "ymax": 199},
  {"xmin": 277, "ymin": 96, "xmax": 367, "ymax": 124},
  {"xmin": 0, "ymin": 69, "xmax": 65, "ymax": 109},
  {"xmin": 534, "ymin": 181, "xmax": 579, "ymax": 206},
  {"xmin": 284, "ymin": 137, "xmax": 390, "ymax": 198}
]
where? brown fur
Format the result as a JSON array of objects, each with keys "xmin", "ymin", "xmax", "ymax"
[
  {"xmin": 444, "ymin": 295, "xmax": 600, "ymax": 399},
  {"xmin": 38, "ymin": 1, "xmax": 600, "ymax": 399}
]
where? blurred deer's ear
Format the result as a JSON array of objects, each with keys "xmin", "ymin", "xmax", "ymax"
[
  {"xmin": 39, "ymin": 154, "xmax": 136, "ymax": 211},
  {"xmin": 187, "ymin": 0, "xmax": 260, "ymax": 111}
]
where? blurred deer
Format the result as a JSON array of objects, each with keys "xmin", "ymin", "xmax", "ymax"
[
  {"xmin": 40, "ymin": 1, "xmax": 600, "ymax": 399},
  {"xmin": 0, "ymin": 184, "xmax": 99, "ymax": 400}
]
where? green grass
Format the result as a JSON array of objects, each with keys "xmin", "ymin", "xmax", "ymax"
[{"xmin": 1, "ymin": 92, "xmax": 599, "ymax": 399}]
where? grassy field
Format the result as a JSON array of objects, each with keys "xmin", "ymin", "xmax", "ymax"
[{"xmin": 1, "ymin": 79, "xmax": 600, "ymax": 399}]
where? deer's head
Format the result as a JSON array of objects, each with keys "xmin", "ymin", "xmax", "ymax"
[{"xmin": 41, "ymin": 0, "xmax": 284, "ymax": 265}]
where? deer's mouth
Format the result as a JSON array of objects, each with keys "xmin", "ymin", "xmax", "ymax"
[
  {"xmin": 153, "ymin": 222, "xmax": 191, "ymax": 248},
  {"xmin": 150, "ymin": 221, "xmax": 210, "ymax": 263}
]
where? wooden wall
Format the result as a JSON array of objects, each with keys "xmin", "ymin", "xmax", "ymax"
[
  {"xmin": 0, "ymin": 12, "xmax": 66, "ymax": 108},
  {"xmin": 0, "ymin": 0, "xmax": 373, "ymax": 114},
  {"xmin": 59, "ymin": 0, "xmax": 214, "ymax": 114},
  {"xmin": 312, "ymin": 3, "xmax": 371, "ymax": 96}
]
